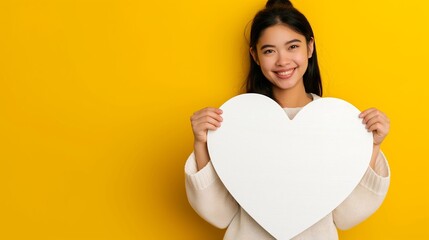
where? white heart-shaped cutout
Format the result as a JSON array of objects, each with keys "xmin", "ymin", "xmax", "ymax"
[{"xmin": 207, "ymin": 94, "xmax": 373, "ymax": 239}]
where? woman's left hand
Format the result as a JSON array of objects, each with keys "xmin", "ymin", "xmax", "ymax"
[{"xmin": 359, "ymin": 108, "xmax": 390, "ymax": 145}]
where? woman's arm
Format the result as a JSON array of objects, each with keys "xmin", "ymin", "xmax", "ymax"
[
  {"xmin": 332, "ymin": 151, "xmax": 390, "ymax": 230},
  {"xmin": 185, "ymin": 107, "xmax": 239, "ymax": 228},
  {"xmin": 185, "ymin": 153, "xmax": 239, "ymax": 228},
  {"xmin": 333, "ymin": 108, "xmax": 391, "ymax": 229}
]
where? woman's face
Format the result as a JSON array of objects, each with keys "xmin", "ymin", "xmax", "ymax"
[{"xmin": 251, "ymin": 24, "xmax": 314, "ymax": 94}]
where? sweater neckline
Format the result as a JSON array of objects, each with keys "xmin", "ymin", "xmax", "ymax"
[{"xmin": 282, "ymin": 93, "xmax": 319, "ymax": 110}]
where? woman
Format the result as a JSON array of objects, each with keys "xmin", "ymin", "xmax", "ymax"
[{"xmin": 185, "ymin": 1, "xmax": 390, "ymax": 239}]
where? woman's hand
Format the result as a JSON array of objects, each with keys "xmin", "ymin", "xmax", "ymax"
[
  {"xmin": 190, "ymin": 107, "xmax": 223, "ymax": 170},
  {"xmin": 190, "ymin": 107, "xmax": 223, "ymax": 143},
  {"xmin": 359, "ymin": 108, "xmax": 390, "ymax": 146}
]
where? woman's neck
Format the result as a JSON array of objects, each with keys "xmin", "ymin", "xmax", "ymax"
[{"xmin": 273, "ymin": 85, "xmax": 312, "ymax": 108}]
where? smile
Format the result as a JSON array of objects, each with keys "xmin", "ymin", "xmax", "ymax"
[{"xmin": 275, "ymin": 68, "xmax": 295, "ymax": 78}]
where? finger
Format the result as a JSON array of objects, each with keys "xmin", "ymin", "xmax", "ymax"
[
  {"xmin": 364, "ymin": 115, "xmax": 387, "ymax": 129},
  {"xmin": 193, "ymin": 115, "xmax": 223, "ymax": 129},
  {"xmin": 367, "ymin": 121, "xmax": 381, "ymax": 132},
  {"xmin": 367, "ymin": 123, "xmax": 389, "ymax": 139},
  {"xmin": 192, "ymin": 111, "xmax": 223, "ymax": 125},
  {"xmin": 361, "ymin": 109, "xmax": 387, "ymax": 124},
  {"xmin": 359, "ymin": 108, "xmax": 377, "ymax": 118},
  {"xmin": 195, "ymin": 122, "xmax": 219, "ymax": 132},
  {"xmin": 360, "ymin": 108, "xmax": 387, "ymax": 120},
  {"xmin": 191, "ymin": 107, "xmax": 223, "ymax": 122},
  {"xmin": 194, "ymin": 107, "xmax": 223, "ymax": 116}
]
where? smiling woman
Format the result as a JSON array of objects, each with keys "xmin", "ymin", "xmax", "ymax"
[{"xmin": 185, "ymin": 0, "xmax": 391, "ymax": 239}]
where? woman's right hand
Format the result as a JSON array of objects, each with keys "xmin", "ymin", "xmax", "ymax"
[{"xmin": 190, "ymin": 107, "xmax": 223, "ymax": 144}]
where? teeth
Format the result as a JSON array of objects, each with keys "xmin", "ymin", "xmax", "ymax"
[{"xmin": 278, "ymin": 69, "xmax": 294, "ymax": 76}]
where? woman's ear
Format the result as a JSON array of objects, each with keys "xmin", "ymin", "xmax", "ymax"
[
  {"xmin": 307, "ymin": 38, "xmax": 315, "ymax": 59},
  {"xmin": 250, "ymin": 47, "xmax": 259, "ymax": 65}
]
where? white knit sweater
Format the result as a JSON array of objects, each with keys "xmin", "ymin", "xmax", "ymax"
[{"xmin": 185, "ymin": 96, "xmax": 390, "ymax": 240}]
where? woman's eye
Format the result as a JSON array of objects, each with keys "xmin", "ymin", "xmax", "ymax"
[
  {"xmin": 263, "ymin": 49, "xmax": 274, "ymax": 54},
  {"xmin": 289, "ymin": 45, "xmax": 299, "ymax": 50}
]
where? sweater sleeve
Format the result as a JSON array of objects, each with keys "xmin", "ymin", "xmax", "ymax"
[
  {"xmin": 185, "ymin": 152, "xmax": 239, "ymax": 229},
  {"xmin": 333, "ymin": 151, "xmax": 390, "ymax": 230}
]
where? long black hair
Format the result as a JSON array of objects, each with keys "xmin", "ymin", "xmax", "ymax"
[{"xmin": 246, "ymin": 0, "xmax": 323, "ymax": 99}]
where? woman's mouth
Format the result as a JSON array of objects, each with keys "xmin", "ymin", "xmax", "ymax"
[{"xmin": 275, "ymin": 68, "xmax": 295, "ymax": 79}]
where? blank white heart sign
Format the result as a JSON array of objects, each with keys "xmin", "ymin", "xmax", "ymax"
[{"xmin": 207, "ymin": 94, "xmax": 373, "ymax": 240}]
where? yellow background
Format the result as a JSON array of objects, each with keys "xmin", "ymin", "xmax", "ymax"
[{"xmin": 1, "ymin": 0, "xmax": 428, "ymax": 239}]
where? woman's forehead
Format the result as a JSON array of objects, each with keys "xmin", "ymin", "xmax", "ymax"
[{"xmin": 258, "ymin": 24, "xmax": 306, "ymax": 45}]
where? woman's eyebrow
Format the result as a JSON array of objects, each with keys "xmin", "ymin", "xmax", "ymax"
[
  {"xmin": 260, "ymin": 39, "xmax": 302, "ymax": 50},
  {"xmin": 285, "ymin": 39, "xmax": 302, "ymax": 45}
]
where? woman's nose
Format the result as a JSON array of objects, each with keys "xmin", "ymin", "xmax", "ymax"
[{"xmin": 276, "ymin": 52, "xmax": 291, "ymax": 66}]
